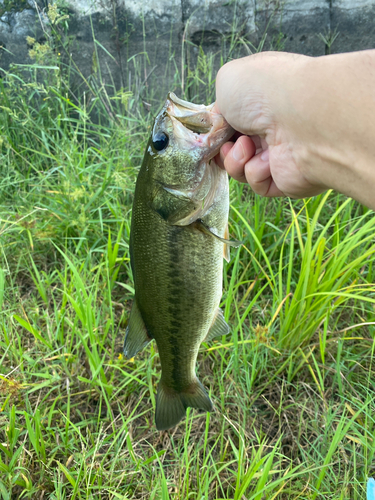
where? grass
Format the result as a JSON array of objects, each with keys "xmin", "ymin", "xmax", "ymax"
[{"xmin": 0, "ymin": 3, "xmax": 375, "ymax": 499}]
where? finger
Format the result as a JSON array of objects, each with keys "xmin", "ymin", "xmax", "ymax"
[
  {"xmin": 222, "ymin": 135, "xmax": 257, "ymax": 183},
  {"xmin": 249, "ymin": 135, "xmax": 262, "ymax": 151},
  {"xmin": 215, "ymin": 132, "xmax": 249, "ymax": 169},
  {"xmin": 214, "ymin": 141, "xmax": 234, "ymax": 169},
  {"xmin": 244, "ymin": 149, "xmax": 285, "ymax": 197}
]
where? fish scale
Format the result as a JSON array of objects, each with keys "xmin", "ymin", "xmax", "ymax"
[
  {"xmin": 123, "ymin": 93, "xmax": 237, "ymax": 431},
  {"xmin": 133, "ymin": 200, "xmax": 222, "ymax": 387}
]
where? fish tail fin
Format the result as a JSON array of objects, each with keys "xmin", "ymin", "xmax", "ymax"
[{"xmin": 155, "ymin": 378, "xmax": 213, "ymax": 431}]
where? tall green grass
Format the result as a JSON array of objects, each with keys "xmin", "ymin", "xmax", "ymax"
[{"xmin": 0, "ymin": 3, "xmax": 374, "ymax": 499}]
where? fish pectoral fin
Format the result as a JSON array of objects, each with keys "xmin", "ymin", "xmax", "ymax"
[
  {"xmin": 194, "ymin": 220, "xmax": 242, "ymax": 254},
  {"xmin": 203, "ymin": 308, "xmax": 230, "ymax": 342},
  {"xmin": 150, "ymin": 183, "xmax": 197, "ymax": 225},
  {"xmin": 152, "ymin": 159, "xmax": 222, "ymax": 226},
  {"xmin": 155, "ymin": 378, "xmax": 213, "ymax": 431},
  {"xmin": 123, "ymin": 300, "xmax": 152, "ymax": 359}
]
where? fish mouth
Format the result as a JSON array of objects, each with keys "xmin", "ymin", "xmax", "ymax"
[{"xmin": 165, "ymin": 92, "xmax": 234, "ymax": 160}]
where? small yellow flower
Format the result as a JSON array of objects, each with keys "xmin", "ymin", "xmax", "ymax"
[
  {"xmin": 118, "ymin": 353, "xmax": 123, "ymax": 360},
  {"xmin": 58, "ymin": 52, "xmax": 61, "ymax": 55}
]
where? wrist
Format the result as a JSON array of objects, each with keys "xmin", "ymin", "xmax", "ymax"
[{"xmin": 287, "ymin": 51, "xmax": 375, "ymax": 207}]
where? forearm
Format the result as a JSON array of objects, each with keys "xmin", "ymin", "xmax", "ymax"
[{"xmin": 290, "ymin": 50, "xmax": 375, "ymax": 209}]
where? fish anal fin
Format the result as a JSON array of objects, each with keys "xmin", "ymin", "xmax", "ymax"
[
  {"xmin": 155, "ymin": 378, "xmax": 213, "ymax": 431},
  {"xmin": 203, "ymin": 308, "xmax": 230, "ymax": 343},
  {"xmin": 123, "ymin": 300, "xmax": 152, "ymax": 359}
]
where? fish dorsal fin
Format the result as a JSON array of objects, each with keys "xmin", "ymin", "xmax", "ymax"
[
  {"xmin": 203, "ymin": 308, "xmax": 230, "ymax": 342},
  {"xmin": 123, "ymin": 300, "xmax": 152, "ymax": 359}
]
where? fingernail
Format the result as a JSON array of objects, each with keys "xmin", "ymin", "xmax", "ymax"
[
  {"xmin": 232, "ymin": 141, "xmax": 245, "ymax": 162},
  {"xmin": 261, "ymin": 149, "xmax": 269, "ymax": 162}
]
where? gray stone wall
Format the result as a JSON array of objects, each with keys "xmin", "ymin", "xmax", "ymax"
[{"xmin": 0, "ymin": 0, "xmax": 375, "ymax": 98}]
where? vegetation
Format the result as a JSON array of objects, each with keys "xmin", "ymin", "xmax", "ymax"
[{"xmin": 0, "ymin": 3, "xmax": 374, "ymax": 499}]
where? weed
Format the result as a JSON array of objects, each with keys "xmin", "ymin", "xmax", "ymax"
[{"xmin": 0, "ymin": 3, "xmax": 373, "ymax": 499}]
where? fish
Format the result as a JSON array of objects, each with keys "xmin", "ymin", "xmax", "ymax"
[{"xmin": 123, "ymin": 92, "xmax": 237, "ymax": 431}]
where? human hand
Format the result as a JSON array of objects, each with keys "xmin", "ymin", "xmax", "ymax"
[
  {"xmin": 214, "ymin": 49, "xmax": 375, "ymax": 209},
  {"xmin": 214, "ymin": 52, "xmax": 332, "ymax": 199}
]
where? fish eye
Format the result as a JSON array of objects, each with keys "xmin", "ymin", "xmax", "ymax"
[{"xmin": 152, "ymin": 131, "xmax": 169, "ymax": 151}]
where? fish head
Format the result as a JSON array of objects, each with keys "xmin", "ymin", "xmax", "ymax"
[{"xmin": 146, "ymin": 92, "xmax": 234, "ymax": 192}]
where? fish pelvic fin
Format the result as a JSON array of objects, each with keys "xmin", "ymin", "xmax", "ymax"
[
  {"xmin": 123, "ymin": 300, "xmax": 152, "ymax": 359},
  {"xmin": 155, "ymin": 378, "xmax": 213, "ymax": 431},
  {"xmin": 193, "ymin": 219, "xmax": 242, "ymax": 257},
  {"xmin": 204, "ymin": 308, "xmax": 230, "ymax": 343},
  {"xmin": 223, "ymin": 223, "xmax": 231, "ymax": 262}
]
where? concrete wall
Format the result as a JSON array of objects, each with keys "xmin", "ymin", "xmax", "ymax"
[{"xmin": 0, "ymin": 0, "xmax": 375, "ymax": 98}]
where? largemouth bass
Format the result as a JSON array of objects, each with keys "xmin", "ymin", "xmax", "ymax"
[{"xmin": 123, "ymin": 93, "xmax": 235, "ymax": 431}]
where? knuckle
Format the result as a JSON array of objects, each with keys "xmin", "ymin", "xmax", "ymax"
[{"xmin": 248, "ymin": 177, "xmax": 269, "ymax": 196}]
